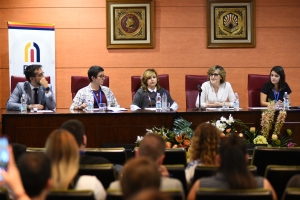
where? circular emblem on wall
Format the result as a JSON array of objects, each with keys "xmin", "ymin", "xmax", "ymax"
[{"xmin": 120, "ymin": 14, "xmax": 140, "ymax": 34}]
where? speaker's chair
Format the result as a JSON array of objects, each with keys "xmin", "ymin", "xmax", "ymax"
[
  {"xmin": 185, "ymin": 75, "xmax": 207, "ymax": 108},
  {"xmin": 247, "ymin": 74, "xmax": 269, "ymax": 107}
]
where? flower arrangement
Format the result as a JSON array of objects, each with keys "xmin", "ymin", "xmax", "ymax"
[
  {"xmin": 135, "ymin": 117, "xmax": 193, "ymax": 150},
  {"xmin": 210, "ymin": 114, "xmax": 248, "ymax": 136},
  {"xmin": 243, "ymin": 101, "xmax": 296, "ymax": 147}
]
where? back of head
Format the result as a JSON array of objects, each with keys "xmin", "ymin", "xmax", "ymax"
[
  {"xmin": 17, "ymin": 152, "xmax": 51, "ymax": 198},
  {"xmin": 139, "ymin": 133, "xmax": 165, "ymax": 162},
  {"xmin": 141, "ymin": 68, "xmax": 161, "ymax": 91},
  {"xmin": 24, "ymin": 64, "xmax": 42, "ymax": 82},
  {"xmin": 61, "ymin": 119, "xmax": 85, "ymax": 147},
  {"xmin": 45, "ymin": 129, "xmax": 79, "ymax": 189},
  {"xmin": 121, "ymin": 157, "xmax": 161, "ymax": 199},
  {"xmin": 219, "ymin": 135, "xmax": 256, "ymax": 189},
  {"xmin": 88, "ymin": 65, "xmax": 104, "ymax": 82},
  {"xmin": 190, "ymin": 123, "xmax": 220, "ymax": 165}
]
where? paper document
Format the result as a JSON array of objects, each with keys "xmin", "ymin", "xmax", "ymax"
[{"xmin": 37, "ymin": 110, "xmax": 53, "ymax": 113}]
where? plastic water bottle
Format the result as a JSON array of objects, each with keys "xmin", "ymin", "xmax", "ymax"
[
  {"xmin": 20, "ymin": 94, "xmax": 27, "ymax": 113},
  {"xmin": 234, "ymin": 93, "xmax": 239, "ymax": 111},
  {"xmin": 87, "ymin": 100, "xmax": 93, "ymax": 111},
  {"xmin": 283, "ymin": 92, "xmax": 289, "ymax": 110},
  {"xmin": 156, "ymin": 93, "xmax": 162, "ymax": 111},
  {"xmin": 162, "ymin": 92, "xmax": 167, "ymax": 111}
]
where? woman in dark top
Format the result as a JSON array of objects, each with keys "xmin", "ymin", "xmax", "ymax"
[
  {"xmin": 187, "ymin": 135, "xmax": 277, "ymax": 200},
  {"xmin": 260, "ymin": 66, "xmax": 292, "ymax": 107},
  {"xmin": 131, "ymin": 68, "xmax": 178, "ymax": 110}
]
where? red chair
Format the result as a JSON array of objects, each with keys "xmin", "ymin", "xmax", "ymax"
[
  {"xmin": 248, "ymin": 74, "xmax": 269, "ymax": 107},
  {"xmin": 11, "ymin": 75, "xmax": 51, "ymax": 93},
  {"xmin": 71, "ymin": 76, "xmax": 109, "ymax": 99},
  {"xmin": 185, "ymin": 75, "xmax": 207, "ymax": 108},
  {"xmin": 131, "ymin": 74, "xmax": 170, "ymax": 100}
]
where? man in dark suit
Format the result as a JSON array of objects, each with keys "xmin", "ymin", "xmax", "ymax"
[
  {"xmin": 6, "ymin": 64, "xmax": 56, "ymax": 111},
  {"xmin": 61, "ymin": 119, "xmax": 111, "ymax": 164}
]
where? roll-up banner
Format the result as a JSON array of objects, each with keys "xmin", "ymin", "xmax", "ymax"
[{"xmin": 7, "ymin": 21, "xmax": 56, "ymax": 94}]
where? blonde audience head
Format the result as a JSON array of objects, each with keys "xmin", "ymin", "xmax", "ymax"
[{"xmin": 45, "ymin": 129, "xmax": 79, "ymax": 189}]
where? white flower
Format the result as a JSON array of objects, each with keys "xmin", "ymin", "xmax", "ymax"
[
  {"xmin": 228, "ymin": 114, "xmax": 234, "ymax": 124},
  {"xmin": 220, "ymin": 116, "xmax": 226, "ymax": 122},
  {"xmin": 136, "ymin": 136, "xmax": 144, "ymax": 142},
  {"xmin": 146, "ymin": 129, "xmax": 153, "ymax": 133},
  {"xmin": 271, "ymin": 134, "xmax": 278, "ymax": 140}
]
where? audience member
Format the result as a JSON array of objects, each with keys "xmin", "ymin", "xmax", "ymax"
[
  {"xmin": 17, "ymin": 152, "xmax": 51, "ymax": 200},
  {"xmin": 187, "ymin": 135, "xmax": 277, "ymax": 200},
  {"xmin": 45, "ymin": 129, "xmax": 106, "ymax": 200},
  {"xmin": 120, "ymin": 157, "xmax": 160, "ymax": 199},
  {"xmin": 260, "ymin": 66, "xmax": 292, "ymax": 106},
  {"xmin": 70, "ymin": 65, "xmax": 119, "ymax": 109},
  {"xmin": 185, "ymin": 123, "xmax": 220, "ymax": 186},
  {"xmin": 196, "ymin": 65, "xmax": 235, "ymax": 108},
  {"xmin": 1, "ymin": 146, "xmax": 30, "ymax": 200},
  {"xmin": 60, "ymin": 119, "xmax": 110, "ymax": 164},
  {"xmin": 131, "ymin": 68, "xmax": 178, "ymax": 111},
  {"xmin": 108, "ymin": 133, "xmax": 185, "ymax": 199},
  {"xmin": 6, "ymin": 64, "xmax": 56, "ymax": 111}
]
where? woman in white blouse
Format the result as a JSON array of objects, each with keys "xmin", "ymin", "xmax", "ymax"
[{"xmin": 196, "ymin": 65, "xmax": 235, "ymax": 108}]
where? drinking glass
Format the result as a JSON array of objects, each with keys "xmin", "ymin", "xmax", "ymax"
[
  {"xmin": 98, "ymin": 103, "xmax": 106, "ymax": 112},
  {"xmin": 222, "ymin": 102, "xmax": 230, "ymax": 110}
]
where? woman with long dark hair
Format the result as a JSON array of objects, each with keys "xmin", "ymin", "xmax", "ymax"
[
  {"xmin": 187, "ymin": 135, "xmax": 277, "ymax": 200},
  {"xmin": 260, "ymin": 66, "xmax": 292, "ymax": 106}
]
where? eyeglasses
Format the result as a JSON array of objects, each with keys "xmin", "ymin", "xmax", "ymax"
[
  {"xmin": 97, "ymin": 75, "xmax": 105, "ymax": 79},
  {"xmin": 210, "ymin": 73, "xmax": 219, "ymax": 77},
  {"xmin": 35, "ymin": 72, "xmax": 44, "ymax": 78}
]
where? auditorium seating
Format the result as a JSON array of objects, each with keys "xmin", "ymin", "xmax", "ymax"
[
  {"xmin": 11, "ymin": 75, "xmax": 51, "ymax": 93},
  {"xmin": 46, "ymin": 190, "xmax": 94, "ymax": 200},
  {"xmin": 131, "ymin": 74, "xmax": 170, "ymax": 100},
  {"xmin": 185, "ymin": 75, "xmax": 207, "ymax": 108},
  {"xmin": 247, "ymin": 74, "xmax": 269, "ymax": 107},
  {"xmin": 196, "ymin": 188, "xmax": 273, "ymax": 200},
  {"xmin": 85, "ymin": 148, "xmax": 127, "ymax": 165},
  {"xmin": 78, "ymin": 164, "xmax": 117, "ymax": 189},
  {"xmin": 264, "ymin": 165, "xmax": 300, "ymax": 199},
  {"xmin": 251, "ymin": 147, "xmax": 300, "ymax": 176},
  {"xmin": 283, "ymin": 188, "xmax": 300, "ymax": 200},
  {"xmin": 165, "ymin": 164, "xmax": 188, "ymax": 195},
  {"xmin": 163, "ymin": 148, "xmax": 187, "ymax": 166},
  {"xmin": 192, "ymin": 165, "xmax": 257, "ymax": 186},
  {"xmin": 71, "ymin": 76, "xmax": 109, "ymax": 99}
]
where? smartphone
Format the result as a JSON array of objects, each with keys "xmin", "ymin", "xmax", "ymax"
[{"xmin": 0, "ymin": 137, "xmax": 9, "ymax": 180}]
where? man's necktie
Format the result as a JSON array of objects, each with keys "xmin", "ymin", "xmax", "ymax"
[{"xmin": 33, "ymin": 88, "xmax": 38, "ymax": 104}]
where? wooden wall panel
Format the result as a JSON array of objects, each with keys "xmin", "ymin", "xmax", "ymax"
[{"xmin": 0, "ymin": 0, "xmax": 300, "ymax": 110}]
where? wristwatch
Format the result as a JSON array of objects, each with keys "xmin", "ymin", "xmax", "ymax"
[{"xmin": 43, "ymin": 87, "xmax": 50, "ymax": 91}]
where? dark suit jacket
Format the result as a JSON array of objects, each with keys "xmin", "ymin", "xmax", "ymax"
[{"xmin": 6, "ymin": 81, "xmax": 56, "ymax": 110}]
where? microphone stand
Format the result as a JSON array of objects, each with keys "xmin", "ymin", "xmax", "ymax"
[{"xmin": 193, "ymin": 86, "xmax": 202, "ymax": 111}]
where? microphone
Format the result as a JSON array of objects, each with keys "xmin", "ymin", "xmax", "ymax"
[{"xmin": 193, "ymin": 84, "xmax": 202, "ymax": 111}]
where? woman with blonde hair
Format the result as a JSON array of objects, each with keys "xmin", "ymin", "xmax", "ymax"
[
  {"xmin": 131, "ymin": 68, "xmax": 178, "ymax": 110},
  {"xmin": 185, "ymin": 123, "xmax": 220, "ymax": 186},
  {"xmin": 45, "ymin": 129, "xmax": 106, "ymax": 200},
  {"xmin": 196, "ymin": 65, "xmax": 235, "ymax": 108}
]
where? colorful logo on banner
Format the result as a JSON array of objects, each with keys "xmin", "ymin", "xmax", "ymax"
[{"xmin": 24, "ymin": 42, "xmax": 40, "ymax": 62}]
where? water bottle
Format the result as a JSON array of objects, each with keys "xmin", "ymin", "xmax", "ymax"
[
  {"xmin": 156, "ymin": 93, "xmax": 162, "ymax": 111},
  {"xmin": 283, "ymin": 92, "xmax": 289, "ymax": 110},
  {"xmin": 87, "ymin": 100, "xmax": 93, "ymax": 111},
  {"xmin": 233, "ymin": 93, "xmax": 239, "ymax": 111},
  {"xmin": 162, "ymin": 92, "xmax": 167, "ymax": 111},
  {"xmin": 20, "ymin": 94, "xmax": 27, "ymax": 113}
]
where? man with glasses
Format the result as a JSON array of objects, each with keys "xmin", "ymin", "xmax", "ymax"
[
  {"xmin": 70, "ymin": 65, "xmax": 119, "ymax": 109},
  {"xmin": 6, "ymin": 64, "xmax": 56, "ymax": 111}
]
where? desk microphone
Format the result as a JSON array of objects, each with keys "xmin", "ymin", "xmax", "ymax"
[{"xmin": 193, "ymin": 84, "xmax": 202, "ymax": 111}]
